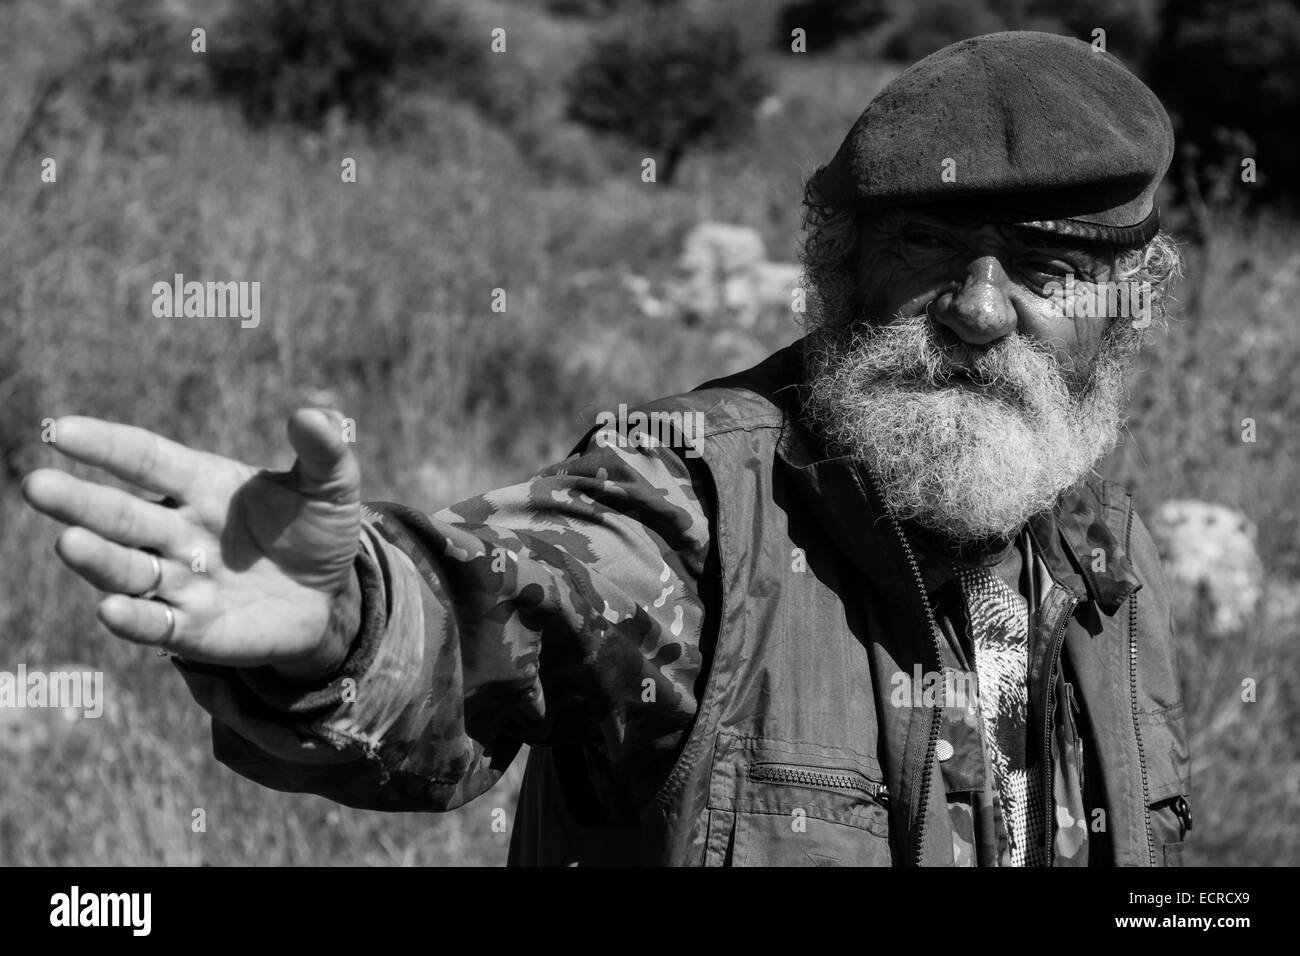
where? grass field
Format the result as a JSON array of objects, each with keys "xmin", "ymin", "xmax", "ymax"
[{"xmin": 1, "ymin": 0, "xmax": 1296, "ymax": 865}]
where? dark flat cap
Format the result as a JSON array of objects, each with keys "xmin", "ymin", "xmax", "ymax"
[{"xmin": 810, "ymin": 31, "xmax": 1174, "ymax": 247}]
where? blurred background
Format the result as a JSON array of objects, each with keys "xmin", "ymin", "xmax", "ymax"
[{"xmin": 1, "ymin": 0, "xmax": 1296, "ymax": 865}]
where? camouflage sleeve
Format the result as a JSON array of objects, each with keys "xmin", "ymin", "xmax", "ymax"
[{"xmin": 173, "ymin": 422, "xmax": 715, "ymax": 812}]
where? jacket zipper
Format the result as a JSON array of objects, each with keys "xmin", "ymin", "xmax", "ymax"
[
  {"xmin": 749, "ymin": 763, "xmax": 891, "ymax": 805},
  {"xmin": 1125, "ymin": 501, "xmax": 1156, "ymax": 865},
  {"xmin": 862, "ymin": 469, "xmax": 943, "ymax": 866},
  {"xmin": 1040, "ymin": 589, "xmax": 1078, "ymax": 862}
]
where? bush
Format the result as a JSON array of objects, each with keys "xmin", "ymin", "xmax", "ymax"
[
  {"xmin": 207, "ymin": 0, "xmax": 483, "ymax": 129},
  {"xmin": 881, "ymin": 0, "xmax": 1160, "ymax": 63},
  {"xmin": 881, "ymin": 0, "xmax": 1007, "ymax": 61},
  {"xmin": 567, "ymin": 12, "xmax": 770, "ymax": 184},
  {"xmin": 545, "ymin": 0, "xmax": 669, "ymax": 18},
  {"xmin": 1048, "ymin": 0, "xmax": 1161, "ymax": 66},
  {"xmin": 64, "ymin": 0, "xmax": 195, "ymax": 106},
  {"xmin": 2, "ymin": 0, "xmax": 205, "ymax": 167},
  {"xmin": 1148, "ymin": 0, "xmax": 1300, "ymax": 209},
  {"xmin": 774, "ymin": 0, "xmax": 891, "ymax": 54}
]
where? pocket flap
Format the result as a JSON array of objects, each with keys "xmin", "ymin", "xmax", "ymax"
[{"xmin": 1138, "ymin": 702, "xmax": 1191, "ymax": 805}]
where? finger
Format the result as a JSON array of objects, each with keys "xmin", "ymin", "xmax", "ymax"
[
  {"xmin": 285, "ymin": 407, "xmax": 360, "ymax": 503},
  {"xmin": 22, "ymin": 469, "xmax": 183, "ymax": 550},
  {"xmin": 97, "ymin": 593, "xmax": 182, "ymax": 650},
  {"xmin": 55, "ymin": 526, "xmax": 182, "ymax": 598},
  {"xmin": 45, "ymin": 416, "xmax": 204, "ymax": 499}
]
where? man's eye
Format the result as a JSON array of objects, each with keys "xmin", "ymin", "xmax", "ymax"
[
  {"xmin": 902, "ymin": 230, "xmax": 952, "ymax": 252},
  {"xmin": 1021, "ymin": 258, "xmax": 1073, "ymax": 279}
]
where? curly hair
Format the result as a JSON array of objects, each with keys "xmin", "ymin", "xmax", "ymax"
[{"xmin": 1112, "ymin": 230, "xmax": 1185, "ymax": 334}]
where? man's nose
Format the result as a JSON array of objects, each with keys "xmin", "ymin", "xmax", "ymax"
[{"xmin": 931, "ymin": 255, "xmax": 1017, "ymax": 345}]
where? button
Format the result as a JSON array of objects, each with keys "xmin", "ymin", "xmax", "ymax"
[{"xmin": 936, "ymin": 739, "xmax": 954, "ymax": 761}]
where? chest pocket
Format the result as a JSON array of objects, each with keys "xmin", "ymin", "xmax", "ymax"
[{"xmin": 703, "ymin": 731, "xmax": 893, "ymax": 866}]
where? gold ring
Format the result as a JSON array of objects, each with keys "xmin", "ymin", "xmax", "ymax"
[{"xmin": 160, "ymin": 603, "xmax": 176, "ymax": 642}]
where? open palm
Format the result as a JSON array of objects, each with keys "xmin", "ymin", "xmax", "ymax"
[{"xmin": 21, "ymin": 409, "xmax": 362, "ymax": 677}]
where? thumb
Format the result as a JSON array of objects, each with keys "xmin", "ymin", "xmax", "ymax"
[{"xmin": 285, "ymin": 407, "xmax": 360, "ymax": 503}]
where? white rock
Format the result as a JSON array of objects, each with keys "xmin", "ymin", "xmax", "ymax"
[
  {"xmin": 1149, "ymin": 500, "xmax": 1263, "ymax": 637},
  {"xmin": 750, "ymin": 260, "xmax": 802, "ymax": 306},
  {"xmin": 621, "ymin": 273, "xmax": 668, "ymax": 320},
  {"xmin": 670, "ymin": 223, "xmax": 800, "ymax": 328},
  {"xmin": 757, "ymin": 95, "xmax": 784, "ymax": 119},
  {"xmin": 679, "ymin": 222, "xmax": 768, "ymax": 278}
]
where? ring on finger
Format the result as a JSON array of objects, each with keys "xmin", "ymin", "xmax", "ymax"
[
  {"xmin": 135, "ymin": 551, "xmax": 163, "ymax": 600},
  {"xmin": 160, "ymin": 603, "xmax": 176, "ymax": 643}
]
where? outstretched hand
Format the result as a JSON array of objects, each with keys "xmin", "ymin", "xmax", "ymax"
[{"xmin": 21, "ymin": 409, "xmax": 364, "ymax": 680}]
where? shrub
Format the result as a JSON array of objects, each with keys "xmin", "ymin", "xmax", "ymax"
[
  {"xmin": 567, "ymin": 11, "xmax": 770, "ymax": 184},
  {"xmin": 1048, "ymin": 0, "xmax": 1162, "ymax": 65},
  {"xmin": 3, "ymin": 0, "xmax": 203, "ymax": 175},
  {"xmin": 881, "ymin": 0, "xmax": 1160, "ymax": 63},
  {"xmin": 545, "ymin": 0, "xmax": 667, "ymax": 18},
  {"xmin": 1148, "ymin": 0, "xmax": 1300, "ymax": 209},
  {"xmin": 64, "ymin": 0, "xmax": 193, "ymax": 106},
  {"xmin": 774, "ymin": 0, "xmax": 891, "ymax": 54},
  {"xmin": 881, "ymin": 0, "xmax": 1009, "ymax": 61},
  {"xmin": 207, "ymin": 0, "xmax": 483, "ymax": 129}
]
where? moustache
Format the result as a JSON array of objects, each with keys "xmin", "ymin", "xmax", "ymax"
[{"xmin": 842, "ymin": 313, "xmax": 1072, "ymax": 406}]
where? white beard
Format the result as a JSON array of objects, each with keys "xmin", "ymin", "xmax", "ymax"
[{"xmin": 800, "ymin": 312, "xmax": 1134, "ymax": 544}]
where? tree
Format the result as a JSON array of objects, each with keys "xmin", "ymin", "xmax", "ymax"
[
  {"xmin": 1148, "ymin": 0, "xmax": 1300, "ymax": 210},
  {"xmin": 207, "ymin": 0, "xmax": 480, "ymax": 129},
  {"xmin": 568, "ymin": 12, "xmax": 769, "ymax": 184},
  {"xmin": 775, "ymin": 0, "xmax": 891, "ymax": 54}
]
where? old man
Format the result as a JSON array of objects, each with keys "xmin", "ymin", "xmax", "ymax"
[{"xmin": 22, "ymin": 31, "xmax": 1190, "ymax": 866}]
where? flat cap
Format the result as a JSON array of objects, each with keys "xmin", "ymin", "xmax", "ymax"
[{"xmin": 810, "ymin": 31, "xmax": 1174, "ymax": 247}]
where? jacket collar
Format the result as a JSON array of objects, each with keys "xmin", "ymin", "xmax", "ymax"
[{"xmin": 1029, "ymin": 478, "xmax": 1142, "ymax": 614}]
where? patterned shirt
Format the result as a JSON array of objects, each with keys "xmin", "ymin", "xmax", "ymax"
[
  {"xmin": 957, "ymin": 563, "xmax": 1048, "ymax": 866},
  {"xmin": 911, "ymin": 526, "xmax": 1087, "ymax": 867}
]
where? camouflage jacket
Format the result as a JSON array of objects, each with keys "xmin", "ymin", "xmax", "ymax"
[{"xmin": 175, "ymin": 341, "xmax": 1192, "ymax": 866}]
